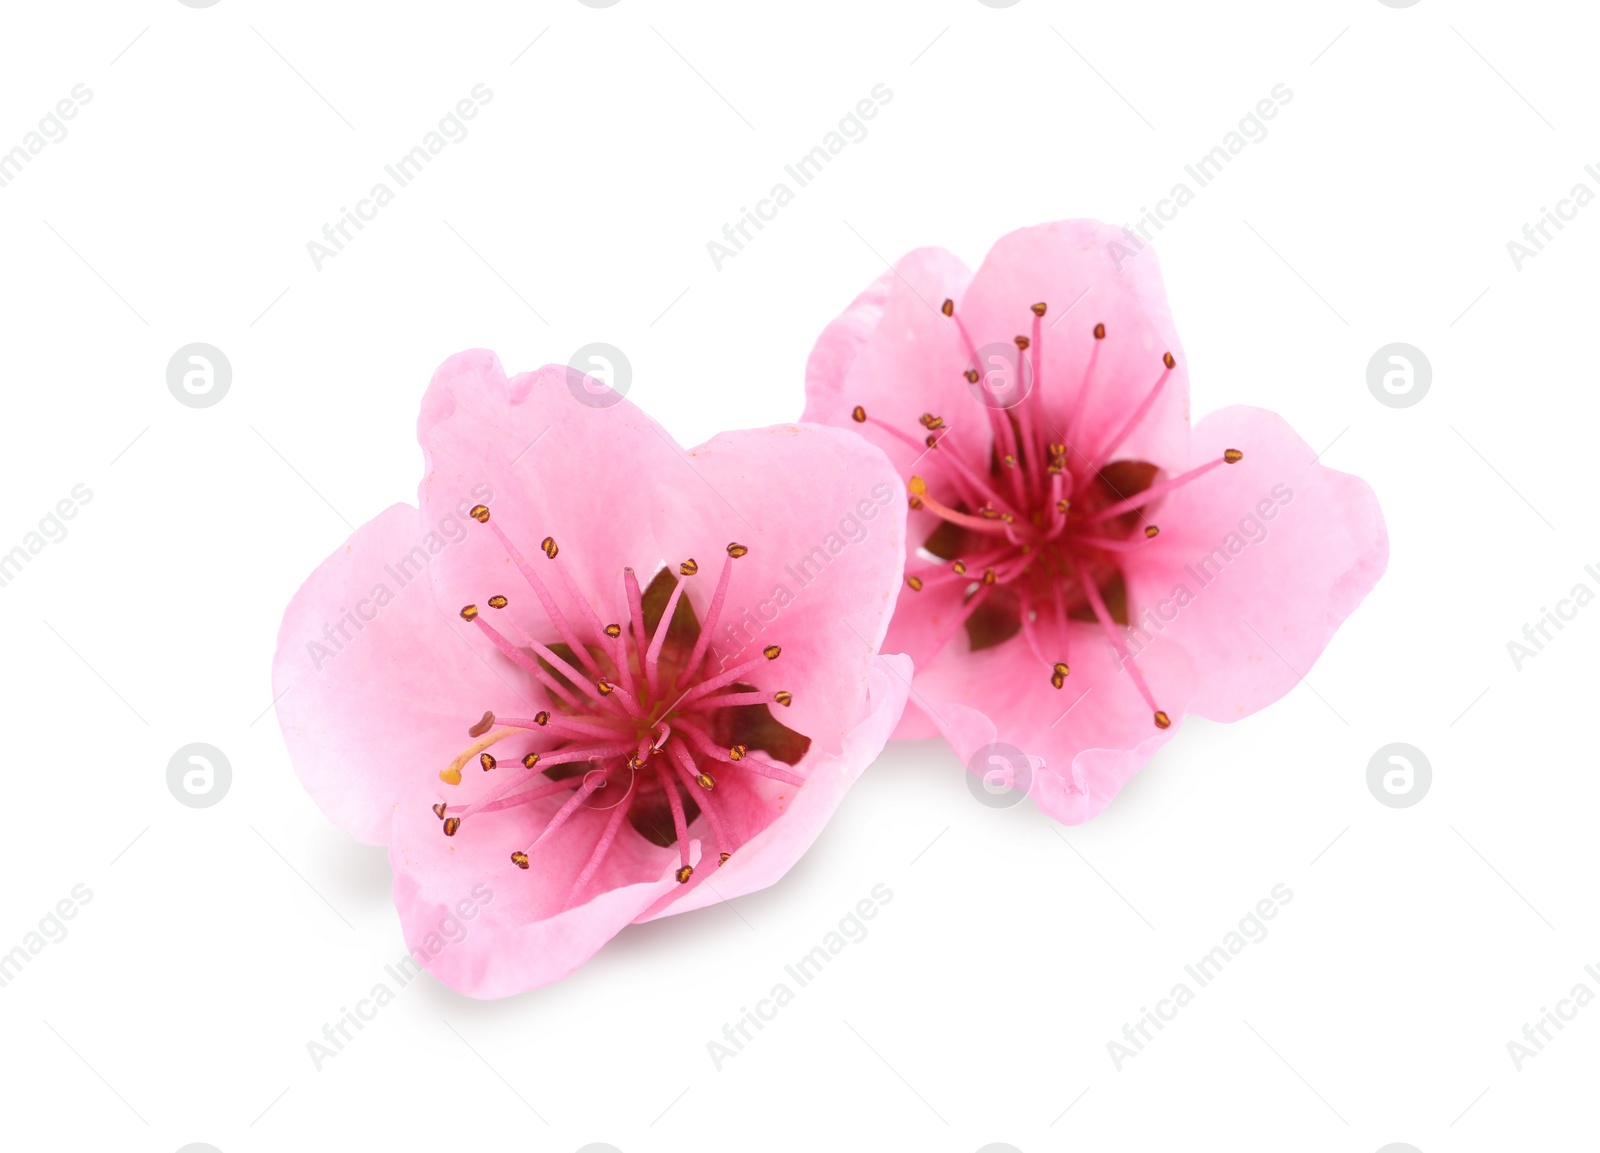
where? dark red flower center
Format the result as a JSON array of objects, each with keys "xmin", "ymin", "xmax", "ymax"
[
  {"xmin": 853, "ymin": 301, "xmax": 1243, "ymax": 728},
  {"xmin": 435, "ymin": 506, "xmax": 810, "ymax": 906}
]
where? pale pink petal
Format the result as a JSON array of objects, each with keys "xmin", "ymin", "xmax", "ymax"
[
  {"xmin": 1123, "ymin": 405, "xmax": 1389, "ymax": 721},
  {"xmin": 413, "ymin": 349, "xmax": 692, "ymax": 625},
  {"xmin": 904, "ymin": 614, "xmax": 1196, "ymax": 824},
  {"xmin": 389, "ymin": 788, "xmax": 693, "ymax": 998},
  {"xmin": 800, "ymin": 247, "xmax": 982, "ymax": 471},
  {"xmin": 890, "ymin": 704, "xmax": 941, "ymax": 741},
  {"xmin": 957, "ymin": 219, "xmax": 1192, "ymax": 471},
  {"xmin": 272, "ymin": 503, "xmax": 511, "ymax": 845},
  {"xmin": 655, "ymin": 654, "xmax": 910, "ymax": 917},
  {"xmin": 646, "ymin": 422, "xmax": 909, "ymax": 754}
]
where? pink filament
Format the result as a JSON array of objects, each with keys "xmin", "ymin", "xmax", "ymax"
[{"xmin": 450, "ymin": 513, "xmax": 820, "ymax": 899}]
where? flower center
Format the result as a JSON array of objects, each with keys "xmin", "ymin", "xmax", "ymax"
[
  {"xmin": 854, "ymin": 301, "xmax": 1244, "ymax": 728},
  {"xmin": 433, "ymin": 506, "xmax": 810, "ymax": 908}
]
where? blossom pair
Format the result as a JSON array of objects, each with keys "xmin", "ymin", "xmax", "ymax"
[{"xmin": 274, "ymin": 220, "xmax": 1387, "ymax": 996}]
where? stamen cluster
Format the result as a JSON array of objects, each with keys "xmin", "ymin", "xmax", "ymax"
[
  {"xmin": 854, "ymin": 303, "xmax": 1243, "ymax": 728},
  {"xmin": 434, "ymin": 506, "xmax": 809, "ymax": 907}
]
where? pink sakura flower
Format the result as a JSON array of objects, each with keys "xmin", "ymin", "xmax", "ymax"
[
  {"xmin": 273, "ymin": 351, "xmax": 909, "ymax": 997},
  {"xmin": 803, "ymin": 220, "xmax": 1388, "ymax": 823}
]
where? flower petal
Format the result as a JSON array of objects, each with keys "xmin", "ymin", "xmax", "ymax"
[
  {"xmin": 957, "ymin": 219, "xmax": 1191, "ymax": 472},
  {"xmin": 414, "ymin": 349, "xmax": 694, "ymax": 625},
  {"xmin": 801, "ymin": 247, "xmax": 982, "ymax": 470},
  {"xmin": 388, "ymin": 788, "xmax": 692, "ymax": 998},
  {"xmin": 646, "ymin": 422, "xmax": 909, "ymax": 755},
  {"xmin": 272, "ymin": 503, "xmax": 512, "ymax": 845},
  {"xmin": 651, "ymin": 654, "xmax": 910, "ymax": 917},
  {"xmin": 903, "ymin": 615, "xmax": 1197, "ymax": 824},
  {"xmin": 1124, "ymin": 404, "xmax": 1389, "ymax": 721}
]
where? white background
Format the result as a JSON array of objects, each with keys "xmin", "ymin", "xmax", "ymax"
[{"xmin": 0, "ymin": 1, "xmax": 1594, "ymax": 1150}]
